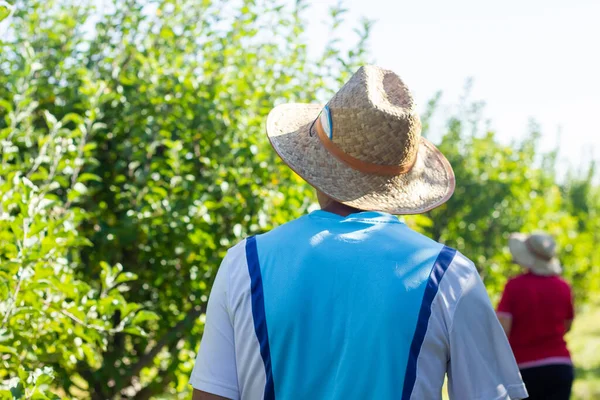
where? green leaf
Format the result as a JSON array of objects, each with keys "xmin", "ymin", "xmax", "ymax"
[
  {"xmin": 10, "ymin": 219, "xmax": 23, "ymax": 240},
  {"xmin": 35, "ymin": 371, "xmax": 54, "ymax": 386},
  {"xmin": 9, "ymin": 384, "xmax": 24, "ymax": 400},
  {"xmin": 43, "ymin": 110, "xmax": 58, "ymax": 130},
  {"xmin": 122, "ymin": 326, "xmax": 147, "ymax": 336},
  {"xmin": 160, "ymin": 27, "xmax": 174, "ymax": 39},
  {"xmin": 16, "ymin": 366, "xmax": 27, "ymax": 384},
  {"xmin": 0, "ymin": 389, "xmax": 15, "ymax": 399},
  {"xmin": 131, "ymin": 310, "xmax": 159, "ymax": 325},
  {"xmin": 0, "ymin": 344, "xmax": 18, "ymax": 356},
  {"xmin": 60, "ymin": 113, "xmax": 84, "ymax": 126},
  {"xmin": 78, "ymin": 173, "xmax": 102, "ymax": 183},
  {"xmin": 83, "ymin": 142, "xmax": 97, "ymax": 152},
  {"xmin": 73, "ymin": 182, "xmax": 88, "ymax": 194},
  {"xmin": 0, "ymin": 329, "xmax": 14, "ymax": 343},
  {"xmin": 0, "ymin": 4, "xmax": 12, "ymax": 23},
  {"xmin": 30, "ymin": 393, "xmax": 52, "ymax": 400},
  {"xmin": 115, "ymin": 271, "xmax": 138, "ymax": 284},
  {"xmin": 0, "ymin": 98, "xmax": 12, "ymax": 112},
  {"xmin": 151, "ymin": 186, "xmax": 168, "ymax": 198}
]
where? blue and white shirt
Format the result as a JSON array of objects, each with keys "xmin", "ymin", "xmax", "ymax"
[{"xmin": 191, "ymin": 211, "xmax": 527, "ymax": 400}]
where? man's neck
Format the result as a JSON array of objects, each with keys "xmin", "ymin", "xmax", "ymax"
[{"xmin": 321, "ymin": 202, "xmax": 363, "ymax": 217}]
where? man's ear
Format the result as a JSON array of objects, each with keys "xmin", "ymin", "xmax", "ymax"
[{"xmin": 316, "ymin": 189, "xmax": 332, "ymax": 209}]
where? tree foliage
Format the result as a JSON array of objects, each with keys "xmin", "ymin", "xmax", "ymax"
[
  {"xmin": 0, "ymin": 0, "xmax": 370, "ymax": 398},
  {"xmin": 407, "ymin": 88, "xmax": 600, "ymax": 302},
  {"xmin": 1, "ymin": 1, "xmax": 599, "ymax": 399}
]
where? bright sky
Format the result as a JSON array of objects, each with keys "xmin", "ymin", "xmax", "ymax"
[
  {"xmin": 308, "ymin": 0, "xmax": 600, "ymax": 170},
  {"xmin": 2, "ymin": 0, "xmax": 599, "ymax": 170}
]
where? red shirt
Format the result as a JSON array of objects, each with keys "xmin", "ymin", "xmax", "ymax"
[{"xmin": 497, "ymin": 272, "xmax": 574, "ymax": 366}]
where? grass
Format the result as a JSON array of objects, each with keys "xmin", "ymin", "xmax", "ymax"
[{"xmin": 568, "ymin": 302, "xmax": 600, "ymax": 399}]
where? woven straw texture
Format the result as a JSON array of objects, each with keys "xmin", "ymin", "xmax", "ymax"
[
  {"xmin": 266, "ymin": 65, "xmax": 455, "ymax": 215},
  {"xmin": 509, "ymin": 233, "xmax": 562, "ymax": 276},
  {"xmin": 327, "ymin": 66, "xmax": 419, "ymax": 168}
]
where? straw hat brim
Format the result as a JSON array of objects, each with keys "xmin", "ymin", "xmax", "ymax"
[
  {"xmin": 266, "ymin": 103, "xmax": 456, "ymax": 215},
  {"xmin": 508, "ymin": 233, "xmax": 562, "ymax": 276}
]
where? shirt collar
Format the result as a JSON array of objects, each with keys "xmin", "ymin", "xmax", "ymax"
[{"xmin": 309, "ymin": 210, "xmax": 402, "ymax": 224}]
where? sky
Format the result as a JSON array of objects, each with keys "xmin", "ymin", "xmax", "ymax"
[
  {"xmin": 2, "ymin": 0, "xmax": 598, "ymax": 171},
  {"xmin": 307, "ymin": 0, "xmax": 600, "ymax": 171}
]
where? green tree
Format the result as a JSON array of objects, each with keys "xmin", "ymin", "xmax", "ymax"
[
  {"xmin": 1, "ymin": 0, "xmax": 370, "ymax": 398},
  {"xmin": 0, "ymin": 41, "xmax": 148, "ymax": 399},
  {"xmin": 3, "ymin": 1, "xmax": 600, "ymax": 399},
  {"xmin": 408, "ymin": 88, "xmax": 599, "ymax": 302},
  {"xmin": 0, "ymin": 0, "xmax": 13, "ymax": 25}
]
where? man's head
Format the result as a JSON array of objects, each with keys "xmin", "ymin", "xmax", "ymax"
[{"xmin": 266, "ymin": 65, "xmax": 455, "ymax": 215}]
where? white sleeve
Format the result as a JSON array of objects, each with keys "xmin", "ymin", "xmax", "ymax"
[
  {"xmin": 448, "ymin": 261, "xmax": 528, "ymax": 400},
  {"xmin": 190, "ymin": 251, "xmax": 240, "ymax": 400}
]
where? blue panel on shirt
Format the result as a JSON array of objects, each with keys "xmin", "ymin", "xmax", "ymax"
[{"xmin": 253, "ymin": 210, "xmax": 446, "ymax": 399}]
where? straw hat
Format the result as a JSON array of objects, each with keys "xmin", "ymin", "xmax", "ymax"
[
  {"xmin": 266, "ymin": 65, "xmax": 455, "ymax": 215},
  {"xmin": 508, "ymin": 233, "xmax": 562, "ymax": 276}
]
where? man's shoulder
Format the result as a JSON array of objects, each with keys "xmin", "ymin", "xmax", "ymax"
[
  {"xmin": 221, "ymin": 238, "xmax": 249, "ymax": 272},
  {"xmin": 401, "ymin": 225, "xmax": 448, "ymax": 249},
  {"xmin": 223, "ymin": 214, "xmax": 313, "ymax": 263},
  {"xmin": 434, "ymin": 250, "xmax": 483, "ymax": 312},
  {"xmin": 260, "ymin": 213, "xmax": 315, "ymax": 239},
  {"xmin": 442, "ymin": 250, "xmax": 480, "ymax": 289}
]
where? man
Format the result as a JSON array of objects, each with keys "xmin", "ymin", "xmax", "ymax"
[{"xmin": 190, "ymin": 66, "xmax": 528, "ymax": 399}]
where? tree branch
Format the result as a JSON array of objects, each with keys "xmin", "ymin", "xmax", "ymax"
[
  {"xmin": 113, "ymin": 303, "xmax": 206, "ymax": 396},
  {"xmin": 130, "ymin": 338, "xmax": 181, "ymax": 400},
  {"xmin": 76, "ymin": 361, "xmax": 107, "ymax": 400}
]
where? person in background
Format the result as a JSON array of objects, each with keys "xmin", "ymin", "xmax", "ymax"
[
  {"xmin": 497, "ymin": 233, "xmax": 575, "ymax": 400},
  {"xmin": 190, "ymin": 65, "xmax": 527, "ymax": 400}
]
